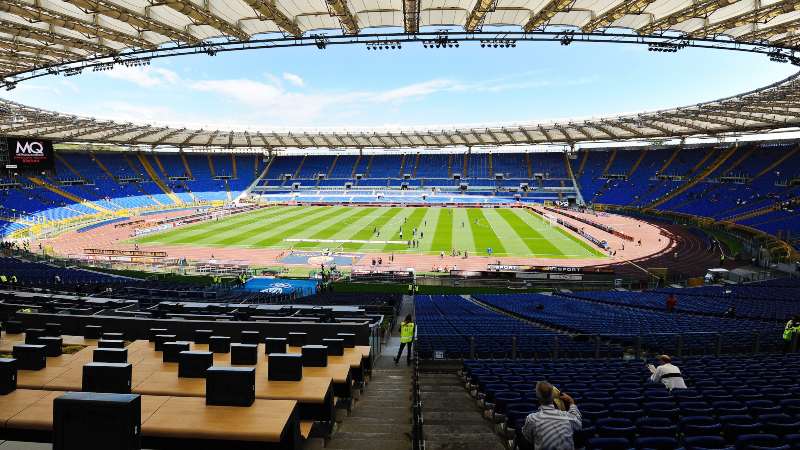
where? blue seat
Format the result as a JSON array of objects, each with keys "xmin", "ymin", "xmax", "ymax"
[
  {"xmin": 493, "ymin": 391, "xmax": 522, "ymax": 415},
  {"xmin": 684, "ymin": 435, "xmax": 730, "ymax": 450},
  {"xmin": 610, "ymin": 403, "xmax": 645, "ymax": 421},
  {"xmin": 784, "ymin": 434, "xmax": 800, "ymax": 450},
  {"xmin": 636, "ymin": 417, "xmax": 676, "ymax": 438},
  {"xmin": 760, "ymin": 414, "xmax": 800, "ymax": 436},
  {"xmin": 587, "ymin": 437, "xmax": 632, "ymax": 450},
  {"xmin": 635, "ymin": 436, "xmax": 678, "ymax": 450},
  {"xmin": 735, "ymin": 434, "xmax": 787, "ymax": 450},
  {"xmin": 596, "ymin": 417, "xmax": 636, "ymax": 440}
]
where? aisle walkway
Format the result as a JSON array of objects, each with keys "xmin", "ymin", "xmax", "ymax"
[{"xmin": 326, "ymin": 295, "xmax": 414, "ymax": 450}]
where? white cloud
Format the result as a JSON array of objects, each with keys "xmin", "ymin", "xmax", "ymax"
[
  {"xmin": 103, "ymin": 66, "xmax": 180, "ymax": 88},
  {"xmin": 282, "ymin": 72, "xmax": 305, "ymax": 87},
  {"xmin": 372, "ymin": 79, "xmax": 457, "ymax": 102}
]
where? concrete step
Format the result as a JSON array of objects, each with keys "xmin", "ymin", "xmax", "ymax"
[
  {"xmin": 331, "ymin": 431, "xmax": 410, "ymax": 441},
  {"xmin": 423, "ymin": 411, "xmax": 487, "ymax": 425},
  {"xmin": 424, "ymin": 425, "xmax": 493, "ymax": 436},
  {"xmin": 338, "ymin": 422, "xmax": 406, "ymax": 434},
  {"xmin": 326, "ymin": 438, "xmax": 410, "ymax": 450},
  {"xmin": 351, "ymin": 406, "xmax": 411, "ymax": 417},
  {"xmin": 420, "ymin": 385, "xmax": 464, "ymax": 392},
  {"xmin": 425, "ymin": 438, "xmax": 506, "ymax": 450},
  {"xmin": 339, "ymin": 415, "xmax": 411, "ymax": 425}
]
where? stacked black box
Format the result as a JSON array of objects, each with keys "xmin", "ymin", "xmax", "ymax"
[
  {"xmin": 209, "ymin": 336, "xmax": 231, "ymax": 353},
  {"xmin": 288, "ymin": 332, "xmax": 307, "ymax": 347},
  {"xmin": 98, "ymin": 339, "xmax": 125, "ymax": 349},
  {"xmin": 162, "ymin": 342, "xmax": 190, "ymax": 363},
  {"xmin": 322, "ymin": 338, "xmax": 345, "ymax": 356},
  {"xmin": 240, "ymin": 330, "xmax": 260, "ymax": 344},
  {"xmin": 13, "ymin": 344, "xmax": 46, "ymax": 370},
  {"xmin": 194, "ymin": 329, "xmax": 213, "ymax": 344},
  {"xmin": 93, "ymin": 348, "xmax": 128, "ymax": 364},
  {"xmin": 84, "ymin": 325, "xmax": 103, "ymax": 339},
  {"xmin": 267, "ymin": 353, "xmax": 303, "ymax": 381},
  {"xmin": 82, "ymin": 363, "xmax": 132, "ymax": 394},
  {"xmin": 0, "ymin": 358, "xmax": 16, "ymax": 394},
  {"xmin": 39, "ymin": 336, "xmax": 63, "ymax": 357},
  {"xmin": 45, "ymin": 322, "xmax": 63, "ymax": 337},
  {"xmin": 4, "ymin": 320, "xmax": 23, "ymax": 334},
  {"xmin": 301, "ymin": 345, "xmax": 328, "ymax": 367},
  {"xmin": 206, "ymin": 367, "xmax": 255, "ymax": 406},
  {"xmin": 53, "ymin": 392, "xmax": 141, "ymax": 450},
  {"xmin": 265, "ymin": 337, "xmax": 287, "ymax": 354},
  {"xmin": 230, "ymin": 343, "xmax": 258, "ymax": 365},
  {"xmin": 148, "ymin": 328, "xmax": 168, "ymax": 342},
  {"xmin": 178, "ymin": 351, "xmax": 213, "ymax": 378},
  {"xmin": 153, "ymin": 334, "xmax": 176, "ymax": 352},
  {"xmin": 337, "ymin": 333, "xmax": 356, "ymax": 348},
  {"xmin": 24, "ymin": 328, "xmax": 46, "ymax": 344}
]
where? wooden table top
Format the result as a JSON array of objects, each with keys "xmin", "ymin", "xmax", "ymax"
[
  {"xmin": 141, "ymin": 396, "xmax": 296, "ymax": 442},
  {"xmin": 0, "ymin": 389, "xmax": 50, "ymax": 427}
]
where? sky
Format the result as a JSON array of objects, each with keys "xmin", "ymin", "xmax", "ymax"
[{"xmin": 3, "ymin": 40, "xmax": 797, "ymax": 131}]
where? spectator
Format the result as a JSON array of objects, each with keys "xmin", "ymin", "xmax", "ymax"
[
  {"xmin": 723, "ymin": 305, "xmax": 736, "ymax": 318},
  {"xmin": 648, "ymin": 355, "xmax": 687, "ymax": 390},
  {"xmin": 522, "ymin": 381, "xmax": 582, "ymax": 450},
  {"xmin": 666, "ymin": 293, "xmax": 677, "ymax": 312},
  {"xmin": 783, "ymin": 315, "xmax": 800, "ymax": 352},
  {"xmin": 394, "ymin": 314, "xmax": 415, "ymax": 366}
]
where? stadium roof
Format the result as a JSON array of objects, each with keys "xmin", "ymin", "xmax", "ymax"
[
  {"xmin": 1, "ymin": 0, "xmax": 800, "ymax": 82},
  {"xmin": 2, "ymin": 70, "xmax": 800, "ymax": 149}
]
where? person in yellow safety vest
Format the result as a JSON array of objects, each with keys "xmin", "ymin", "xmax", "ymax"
[
  {"xmin": 0, "ymin": 275, "xmax": 6, "ymax": 283},
  {"xmin": 783, "ymin": 315, "xmax": 800, "ymax": 353},
  {"xmin": 394, "ymin": 314, "xmax": 416, "ymax": 366},
  {"xmin": 10, "ymin": 275, "xmax": 16, "ymax": 283}
]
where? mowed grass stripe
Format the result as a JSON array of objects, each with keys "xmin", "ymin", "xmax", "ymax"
[
  {"xmin": 345, "ymin": 207, "xmax": 405, "ymax": 252},
  {"xmin": 250, "ymin": 206, "xmax": 355, "ymax": 247},
  {"xmin": 497, "ymin": 208, "xmax": 563, "ymax": 256},
  {"xmin": 135, "ymin": 206, "xmax": 281, "ymax": 244},
  {"xmin": 160, "ymin": 206, "xmax": 301, "ymax": 245},
  {"xmin": 216, "ymin": 206, "xmax": 333, "ymax": 246},
  {"xmin": 466, "ymin": 208, "xmax": 506, "ymax": 255},
  {"xmin": 383, "ymin": 207, "xmax": 428, "ymax": 253},
  {"xmin": 430, "ymin": 208, "xmax": 453, "ymax": 253},
  {"xmin": 516, "ymin": 209, "xmax": 603, "ymax": 257},
  {"xmin": 480, "ymin": 209, "xmax": 531, "ymax": 256},
  {"xmin": 450, "ymin": 208, "xmax": 475, "ymax": 253},
  {"xmin": 416, "ymin": 207, "xmax": 441, "ymax": 252},
  {"xmin": 292, "ymin": 207, "xmax": 376, "ymax": 249}
]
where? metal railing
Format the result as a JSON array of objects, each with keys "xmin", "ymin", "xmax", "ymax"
[{"xmin": 411, "ymin": 349, "xmax": 425, "ymax": 450}]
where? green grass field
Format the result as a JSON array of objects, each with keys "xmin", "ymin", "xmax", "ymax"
[{"xmin": 132, "ymin": 206, "xmax": 606, "ymax": 258}]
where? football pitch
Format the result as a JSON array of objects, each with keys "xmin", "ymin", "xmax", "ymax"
[{"xmin": 133, "ymin": 205, "xmax": 606, "ymax": 258}]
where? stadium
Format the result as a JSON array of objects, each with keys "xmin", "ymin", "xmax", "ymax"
[{"xmin": 1, "ymin": 0, "xmax": 800, "ymax": 449}]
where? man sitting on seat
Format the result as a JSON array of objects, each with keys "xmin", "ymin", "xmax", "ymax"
[
  {"xmin": 648, "ymin": 354, "xmax": 687, "ymax": 390},
  {"xmin": 522, "ymin": 381, "xmax": 582, "ymax": 450}
]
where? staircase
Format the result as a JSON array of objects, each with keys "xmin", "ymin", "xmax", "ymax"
[
  {"xmin": 327, "ymin": 155, "xmax": 339, "ymax": 179},
  {"xmin": 412, "ymin": 154, "xmax": 421, "ymax": 178},
  {"xmin": 576, "ymin": 149, "xmax": 589, "ymax": 177},
  {"xmin": 463, "ymin": 153, "xmax": 469, "ymax": 178},
  {"xmin": 601, "ymin": 148, "xmax": 618, "ymax": 176},
  {"xmin": 207, "ymin": 154, "xmax": 217, "ymax": 178},
  {"xmin": 292, "ymin": 155, "xmax": 307, "ymax": 180},
  {"xmin": 351, "ymin": 155, "xmax": 362, "ymax": 178},
  {"xmin": 398, "ymin": 154, "xmax": 407, "ymax": 177},
  {"xmin": 419, "ymin": 372, "xmax": 506, "ymax": 450},
  {"xmin": 90, "ymin": 153, "xmax": 117, "ymax": 180},
  {"xmin": 526, "ymin": 152, "xmax": 533, "ymax": 179},
  {"xmin": 180, "ymin": 151, "xmax": 194, "ymax": 178},
  {"xmin": 647, "ymin": 144, "xmax": 739, "ymax": 209},
  {"xmin": 488, "ymin": 153, "xmax": 493, "ymax": 176},
  {"xmin": 231, "ymin": 154, "xmax": 238, "ymax": 179},
  {"xmin": 136, "ymin": 153, "xmax": 182, "ymax": 205},
  {"xmin": 27, "ymin": 176, "xmax": 110, "ymax": 213},
  {"xmin": 366, "ymin": 155, "xmax": 374, "ymax": 178},
  {"xmin": 55, "ymin": 154, "xmax": 83, "ymax": 179},
  {"xmin": 153, "ymin": 154, "xmax": 169, "ymax": 178},
  {"xmin": 627, "ymin": 150, "xmax": 647, "ymax": 178},
  {"xmin": 447, "ymin": 154, "xmax": 453, "ymax": 178},
  {"xmin": 224, "ymin": 180, "xmax": 232, "ymax": 201},
  {"xmin": 753, "ymin": 145, "xmax": 800, "ymax": 180},
  {"xmin": 659, "ymin": 147, "xmax": 681, "ymax": 174}
]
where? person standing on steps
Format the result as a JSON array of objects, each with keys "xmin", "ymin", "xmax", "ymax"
[{"xmin": 394, "ymin": 314, "xmax": 416, "ymax": 366}]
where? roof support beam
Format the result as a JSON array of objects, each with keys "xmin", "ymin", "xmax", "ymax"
[
  {"xmin": 152, "ymin": 127, "xmax": 187, "ymax": 146},
  {"xmin": 0, "ymin": 38, "xmax": 77, "ymax": 60},
  {"xmin": 524, "ymin": 0, "xmax": 574, "ymax": 31},
  {"xmin": 585, "ymin": 123, "xmax": 619, "ymax": 139},
  {"xmin": 37, "ymin": 121, "xmax": 99, "ymax": 137},
  {"xmin": 1, "ymin": 1, "xmax": 154, "ymax": 49},
  {"xmin": 64, "ymin": 0, "xmax": 198, "ymax": 44},
  {"xmin": 637, "ymin": 0, "xmax": 727, "ymax": 35},
  {"xmin": 128, "ymin": 126, "xmax": 169, "ymax": 143},
  {"xmin": 538, "ymin": 125, "xmax": 554, "ymax": 142},
  {"xmin": 0, "ymin": 118, "xmax": 67, "ymax": 134},
  {"xmin": 402, "ymin": 0, "xmax": 420, "ymax": 32},
  {"xmin": 465, "ymin": 0, "xmax": 496, "ymax": 31},
  {"xmin": 97, "ymin": 125, "xmax": 151, "ymax": 141},
  {"xmin": 571, "ymin": 124, "xmax": 593, "ymax": 140},
  {"xmin": 59, "ymin": 123, "xmax": 120, "ymax": 140},
  {"xmin": 327, "ymin": 0, "xmax": 360, "ymax": 35},
  {"xmin": 582, "ymin": 0, "xmax": 657, "ymax": 32},
  {"xmin": 700, "ymin": 109, "xmax": 787, "ymax": 125},
  {"xmin": 180, "ymin": 129, "xmax": 206, "ymax": 146},
  {"xmin": 553, "ymin": 124, "xmax": 573, "ymax": 142},
  {"xmin": 0, "ymin": 19, "xmax": 108, "ymax": 55},
  {"xmin": 689, "ymin": 1, "xmax": 800, "ymax": 38},
  {"xmin": 600, "ymin": 121, "xmax": 641, "ymax": 138},
  {"xmin": 241, "ymin": 0, "xmax": 301, "ymax": 36},
  {"xmin": 656, "ymin": 116, "xmax": 709, "ymax": 133},
  {"xmin": 205, "ymin": 130, "xmax": 221, "ymax": 146},
  {"xmin": 632, "ymin": 118, "xmax": 675, "ymax": 134},
  {"xmin": 156, "ymin": 1, "xmax": 249, "ymax": 40}
]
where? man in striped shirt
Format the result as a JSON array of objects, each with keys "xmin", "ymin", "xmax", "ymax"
[{"xmin": 522, "ymin": 381, "xmax": 582, "ymax": 450}]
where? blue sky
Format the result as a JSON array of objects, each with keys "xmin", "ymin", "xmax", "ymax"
[{"xmin": 4, "ymin": 41, "xmax": 796, "ymax": 130}]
